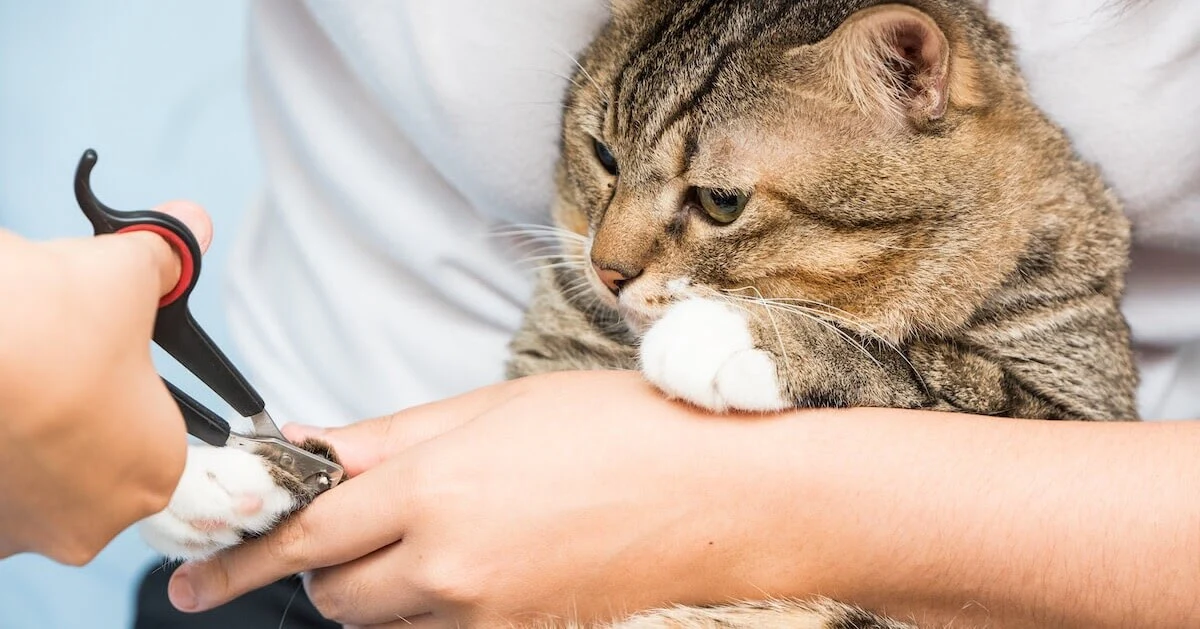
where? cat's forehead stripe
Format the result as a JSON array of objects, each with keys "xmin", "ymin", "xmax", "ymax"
[
  {"xmin": 610, "ymin": 0, "xmax": 884, "ymax": 154},
  {"xmin": 617, "ymin": 0, "xmax": 741, "ymax": 143}
]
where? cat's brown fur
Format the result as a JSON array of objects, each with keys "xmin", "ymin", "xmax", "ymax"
[
  {"xmin": 508, "ymin": 0, "xmax": 1136, "ymax": 418},
  {"xmin": 505, "ymin": 0, "xmax": 1138, "ymax": 626}
]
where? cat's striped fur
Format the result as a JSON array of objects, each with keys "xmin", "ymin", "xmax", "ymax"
[{"xmin": 505, "ymin": 1, "xmax": 1138, "ymax": 627}]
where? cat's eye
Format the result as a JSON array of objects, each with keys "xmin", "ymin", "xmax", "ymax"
[
  {"xmin": 593, "ymin": 139, "xmax": 619, "ymax": 176},
  {"xmin": 697, "ymin": 188, "xmax": 750, "ymax": 224}
]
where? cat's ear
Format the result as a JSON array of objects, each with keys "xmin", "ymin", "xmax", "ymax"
[{"xmin": 820, "ymin": 5, "xmax": 970, "ymax": 125}]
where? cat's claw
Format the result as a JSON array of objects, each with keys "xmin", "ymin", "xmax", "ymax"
[
  {"xmin": 639, "ymin": 298, "xmax": 790, "ymax": 413},
  {"xmin": 139, "ymin": 445, "xmax": 297, "ymax": 562}
]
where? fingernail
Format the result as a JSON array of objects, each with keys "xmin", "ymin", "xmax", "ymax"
[
  {"xmin": 169, "ymin": 568, "xmax": 199, "ymax": 611},
  {"xmin": 153, "ymin": 200, "xmax": 212, "ymax": 251}
]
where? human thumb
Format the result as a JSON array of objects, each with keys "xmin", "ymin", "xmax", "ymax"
[
  {"xmin": 138, "ymin": 200, "xmax": 213, "ymax": 297},
  {"xmin": 282, "ymin": 408, "xmax": 464, "ymax": 477},
  {"xmin": 282, "ymin": 419, "xmax": 400, "ymax": 477},
  {"xmin": 154, "ymin": 200, "xmax": 213, "ymax": 254}
]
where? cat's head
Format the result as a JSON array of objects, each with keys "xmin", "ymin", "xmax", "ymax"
[{"xmin": 551, "ymin": 0, "xmax": 1093, "ymax": 340}]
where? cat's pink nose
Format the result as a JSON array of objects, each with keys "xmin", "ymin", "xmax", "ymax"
[{"xmin": 592, "ymin": 263, "xmax": 640, "ymax": 296}]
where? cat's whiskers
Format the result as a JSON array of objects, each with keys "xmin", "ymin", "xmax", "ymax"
[
  {"xmin": 527, "ymin": 67, "xmax": 586, "ymax": 91},
  {"xmin": 517, "ymin": 241, "xmax": 582, "ymax": 255},
  {"xmin": 708, "ymin": 288, "xmax": 794, "ymax": 376},
  {"xmin": 560, "ymin": 276, "xmax": 600, "ymax": 304},
  {"xmin": 518, "ymin": 254, "xmax": 580, "ymax": 266},
  {"xmin": 721, "ymin": 290, "xmax": 930, "ymax": 394},
  {"xmin": 744, "ymin": 294, "xmax": 917, "ymax": 368},
  {"xmin": 592, "ymin": 306, "xmax": 629, "ymax": 338},
  {"xmin": 490, "ymin": 223, "xmax": 589, "ymax": 244},
  {"xmin": 492, "ymin": 224, "xmax": 592, "ymax": 275},
  {"xmin": 548, "ymin": 269, "xmax": 629, "ymax": 337},
  {"xmin": 534, "ymin": 263, "xmax": 593, "ymax": 276},
  {"xmin": 750, "ymin": 295, "xmax": 899, "ymax": 343},
  {"xmin": 724, "ymin": 288, "xmax": 888, "ymax": 342},
  {"xmin": 518, "ymin": 254, "xmax": 589, "ymax": 265},
  {"xmin": 571, "ymin": 287, "xmax": 624, "ymax": 336},
  {"xmin": 721, "ymin": 289, "xmax": 885, "ymax": 370},
  {"xmin": 518, "ymin": 252, "xmax": 588, "ymax": 259},
  {"xmin": 746, "ymin": 286, "xmax": 794, "ymax": 375},
  {"xmin": 549, "ymin": 44, "xmax": 610, "ymax": 101}
]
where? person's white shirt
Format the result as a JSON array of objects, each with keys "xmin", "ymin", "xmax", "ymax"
[{"xmin": 227, "ymin": 0, "xmax": 1200, "ymax": 428}]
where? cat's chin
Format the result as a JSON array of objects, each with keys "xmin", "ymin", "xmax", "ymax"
[
  {"xmin": 618, "ymin": 307, "xmax": 655, "ymax": 336},
  {"xmin": 616, "ymin": 301, "xmax": 676, "ymax": 337},
  {"xmin": 613, "ymin": 285, "xmax": 689, "ymax": 336},
  {"xmin": 582, "ymin": 281, "xmax": 659, "ymax": 334}
]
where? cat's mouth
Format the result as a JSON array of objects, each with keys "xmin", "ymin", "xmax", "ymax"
[{"xmin": 586, "ymin": 268, "xmax": 695, "ymax": 335}]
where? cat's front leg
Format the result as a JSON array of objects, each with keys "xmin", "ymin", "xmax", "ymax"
[
  {"xmin": 639, "ymin": 298, "xmax": 929, "ymax": 413},
  {"xmin": 638, "ymin": 299, "xmax": 791, "ymax": 413},
  {"xmin": 139, "ymin": 440, "xmax": 334, "ymax": 562}
]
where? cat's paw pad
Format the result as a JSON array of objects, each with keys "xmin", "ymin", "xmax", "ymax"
[
  {"xmin": 639, "ymin": 298, "xmax": 789, "ymax": 412},
  {"xmin": 139, "ymin": 445, "xmax": 296, "ymax": 562}
]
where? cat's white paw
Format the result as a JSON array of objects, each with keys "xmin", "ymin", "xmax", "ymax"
[
  {"xmin": 139, "ymin": 445, "xmax": 296, "ymax": 562},
  {"xmin": 639, "ymin": 298, "xmax": 790, "ymax": 412}
]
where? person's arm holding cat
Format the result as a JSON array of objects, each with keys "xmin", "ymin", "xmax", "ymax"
[
  {"xmin": 0, "ymin": 202, "xmax": 210, "ymax": 566},
  {"xmin": 172, "ymin": 373, "xmax": 1200, "ymax": 629},
  {"xmin": 157, "ymin": 1, "xmax": 1199, "ymax": 627}
]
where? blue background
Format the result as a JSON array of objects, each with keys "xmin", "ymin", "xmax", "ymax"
[{"xmin": 0, "ymin": 2, "xmax": 260, "ymax": 626}]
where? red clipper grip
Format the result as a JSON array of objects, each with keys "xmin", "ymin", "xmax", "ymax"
[{"xmin": 117, "ymin": 224, "xmax": 195, "ymax": 308}]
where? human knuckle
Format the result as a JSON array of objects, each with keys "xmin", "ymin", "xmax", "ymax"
[
  {"xmin": 411, "ymin": 555, "xmax": 483, "ymax": 605},
  {"xmin": 304, "ymin": 571, "xmax": 359, "ymax": 622},
  {"xmin": 56, "ymin": 543, "xmax": 101, "ymax": 567},
  {"xmin": 304, "ymin": 572, "xmax": 342, "ymax": 619},
  {"xmin": 263, "ymin": 518, "xmax": 309, "ymax": 568},
  {"xmin": 54, "ymin": 529, "xmax": 110, "ymax": 567}
]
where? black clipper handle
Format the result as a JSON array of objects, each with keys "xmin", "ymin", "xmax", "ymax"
[
  {"xmin": 74, "ymin": 149, "xmax": 265, "ymax": 417},
  {"xmin": 163, "ymin": 378, "xmax": 232, "ymax": 447}
]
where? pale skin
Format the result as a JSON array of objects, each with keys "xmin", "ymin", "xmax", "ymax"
[
  {"xmin": 0, "ymin": 202, "xmax": 211, "ymax": 566},
  {"xmin": 167, "ymin": 370, "xmax": 1200, "ymax": 629}
]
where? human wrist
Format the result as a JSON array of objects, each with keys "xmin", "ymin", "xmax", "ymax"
[
  {"xmin": 674, "ymin": 409, "xmax": 848, "ymax": 605},
  {"xmin": 679, "ymin": 407, "xmax": 1015, "ymax": 620},
  {"xmin": 616, "ymin": 403, "xmax": 839, "ymax": 608},
  {"xmin": 729, "ymin": 408, "xmax": 1015, "ymax": 623},
  {"xmin": 723, "ymin": 410, "xmax": 1200, "ymax": 629}
]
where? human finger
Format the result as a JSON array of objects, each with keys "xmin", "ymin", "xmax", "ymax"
[
  {"xmin": 58, "ymin": 199, "xmax": 214, "ymax": 301},
  {"xmin": 283, "ymin": 378, "xmax": 528, "ymax": 475},
  {"xmin": 135, "ymin": 200, "xmax": 213, "ymax": 296},
  {"xmin": 302, "ymin": 543, "xmax": 433, "ymax": 625},
  {"xmin": 168, "ymin": 457, "xmax": 414, "ymax": 613},
  {"xmin": 344, "ymin": 616, "xmax": 442, "ymax": 629},
  {"xmin": 153, "ymin": 200, "xmax": 213, "ymax": 253}
]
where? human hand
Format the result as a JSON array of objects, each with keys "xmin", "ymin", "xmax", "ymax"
[
  {"xmin": 167, "ymin": 370, "xmax": 807, "ymax": 627},
  {"xmin": 0, "ymin": 201, "xmax": 213, "ymax": 565},
  {"xmin": 162, "ymin": 368, "xmax": 1200, "ymax": 629}
]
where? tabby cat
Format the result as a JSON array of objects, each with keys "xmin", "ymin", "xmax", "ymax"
[
  {"xmin": 503, "ymin": 0, "xmax": 1139, "ymax": 626},
  {"xmin": 141, "ymin": 0, "xmax": 1138, "ymax": 626}
]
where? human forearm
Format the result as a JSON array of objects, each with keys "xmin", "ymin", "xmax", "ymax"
[
  {"xmin": 169, "ymin": 372, "xmax": 1199, "ymax": 628},
  {"xmin": 733, "ymin": 409, "xmax": 1200, "ymax": 628},
  {"xmin": 0, "ymin": 207, "xmax": 208, "ymax": 564}
]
